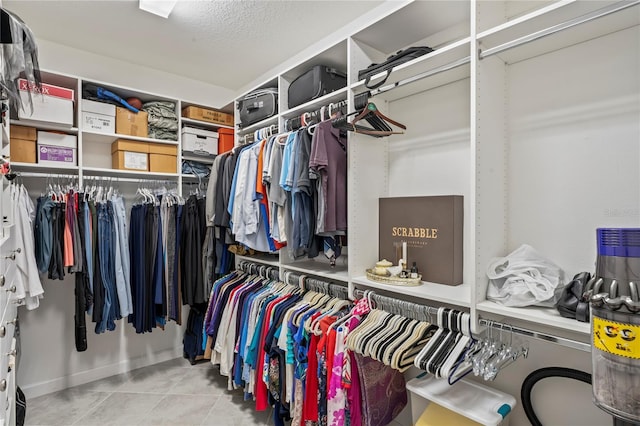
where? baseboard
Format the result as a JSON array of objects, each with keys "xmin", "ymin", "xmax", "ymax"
[{"xmin": 21, "ymin": 346, "xmax": 183, "ymax": 399}]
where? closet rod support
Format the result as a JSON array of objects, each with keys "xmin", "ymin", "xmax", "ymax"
[
  {"xmin": 479, "ymin": 0, "xmax": 640, "ymax": 60},
  {"xmin": 479, "ymin": 318, "xmax": 591, "ymax": 352}
]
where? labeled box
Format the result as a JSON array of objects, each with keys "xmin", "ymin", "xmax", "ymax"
[
  {"xmin": 181, "ymin": 126, "xmax": 218, "ymax": 156},
  {"xmin": 182, "ymin": 106, "xmax": 233, "ymax": 126},
  {"xmin": 111, "ymin": 139, "xmax": 149, "ymax": 171},
  {"xmin": 82, "ymin": 99, "xmax": 116, "ymax": 134},
  {"xmin": 37, "ymin": 131, "xmax": 77, "ymax": 167},
  {"xmin": 379, "ymin": 195, "xmax": 463, "ymax": 286},
  {"xmin": 115, "ymin": 107, "xmax": 148, "ymax": 137},
  {"xmin": 17, "ymin": 79, "xmax": 75, "ymax": 126}
]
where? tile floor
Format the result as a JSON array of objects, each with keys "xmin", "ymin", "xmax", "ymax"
[{"xmin": 25, "ymin": 358, "xmax": 274, "ymax": 426}]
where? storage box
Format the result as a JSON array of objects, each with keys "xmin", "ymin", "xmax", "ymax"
[
  {"xmin": 182, "ymin": 106, "xmax": 233, "ymax": 126},
  {"xmin": 10, "ymin": 124, "xmax": 36, "ymax": 141},
  {"xmin": 115, "ymin": 107, "xmax": 148, "ymax": 137},
  {"xmin": 149, "ymin": 153, "xmax": 177, "ymax": 173},
  {"xmin": 82, "ymin": 99, "xmax": 116, "ymax": 134},
  {"xmin": 217, "ymin": 128, "xmax": 234, "ymax": 154},
  {"xmin": 111, "ymin": 139, "xmax": 149, "ymax": 171},
  {"xmin": 379, "ymin": 195, "xmax": 463, "ymax": 286},
  {"xmin": 182, "ymin": 127, "xmax": 218, "ymax": 156},
  {"xmin": 17, "ymin": 79, "xmax": 75, "ymax": 126},
  {"xmin": 37, "ymin": 131, "xmax": 78, "ymax": 167},
  {"xmin": 10, "ymin": 138, "xmax": 36, "ymax": 163}
]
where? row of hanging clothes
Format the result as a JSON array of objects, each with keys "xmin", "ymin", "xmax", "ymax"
[
  {"xmin": 210, "ymin": 100, "xmax": 348, "ymax": 267},
  {"xmin": 25, "ymin": 174, "xmax": 218, "ymax": 352},
  {"xmin": 203, "ymin": 261, "xmax": 529, "ymax": 426},
  {"xmin": 202, "ymin": 262, "xmax": 429, "ymax": 426}
]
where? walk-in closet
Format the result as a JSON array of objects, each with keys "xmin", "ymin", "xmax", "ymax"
[{"xmin": 0, "ymin": 1, "xmax": 638, "ymax": 425}]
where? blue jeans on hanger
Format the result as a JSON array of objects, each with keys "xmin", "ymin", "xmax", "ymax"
[
  {"xmin": 112, "ymin": 197, "xmax": 132, "ymax": 318},
  {"xmin": 97, "ymin": 203, "xmax": 116, "ymax": 333},
  {"xmin": 83, "ymin": 200, "xmax": 94, "ymax": 315}
]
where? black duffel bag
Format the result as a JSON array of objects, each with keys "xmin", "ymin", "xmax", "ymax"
[{"xmin": 358, "ymin": 46, "xmax": 434, "ymax": 89}]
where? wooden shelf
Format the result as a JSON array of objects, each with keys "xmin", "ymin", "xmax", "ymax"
[
  {"xmin": 236, "ymin": 254, "xmax": 280, "ymax": 267},
  {"xmin": 82, "ymin": 167, "xmax": 178, "ymax": 179},
  {"xmin": 236, "ymin": 116, "xmax": 279, "ymax": 136},
  {"xmin": 281, "ymin": 259, "xmax": 349, "ymax": 282},
  {"xmin": 280, "ymin": 87, "xmax": 348, "ymax": 119},
  {"xmin": 181, "ymin": 117, "xmax": 234, "ymax": 131},
  {"xmin": 350, "ymin": 37, "xmax": 471, "ymax": 102},
  {"xmin": 352, "ymin": 276, "xmax": 471, "ymax": 308},
  {"xmin": 476, "ymin": 300, "xmax": 590, "ymax": 336},
  {"xmin": 12, "ymin": 119, "xmax": 79, "ymax": 134},
  {"xmin": 477, "ymin": 1, "xmax": 640, "ymax": 64},
  {"xmin": 82, "ymin": 130, "xmax": 178, "ymax": 145},
  {"xmin": 10, "ymin": 162, "xmax": 79, "ymax": 175}
]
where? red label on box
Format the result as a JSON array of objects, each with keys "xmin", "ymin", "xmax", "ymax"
[{"xmin": 18, "ymin": 79, "xmax": 74, "ymax": 100}]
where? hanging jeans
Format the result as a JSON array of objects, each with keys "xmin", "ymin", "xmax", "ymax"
[
  {"xmin": 48, "ymin": 203, "xmax": 65, "ymax": 280},
  {"xmin": 144, "ymin": 204, "xmax": 159, "ymax": 332},
  {"xmin": 112, "ymin": 197, "xmax": 132, "ymax": 318},
  {"xmin": 74, "ymin": 197, "xmax": 89, "ymax": 352},
  {"xmin": 96, "ymin": 203, "xmax": 116, "ymax": 333},
  {"xmin": 34, "ymin": 196, "xmax": 55, "ymax": 274},
  {"xmin": 128, "ymin": 204, "xmax": 147, "ymax": 334},
  {"xmin": 83, "ymin": 200, "xmax": 94, "ymax": 315}
]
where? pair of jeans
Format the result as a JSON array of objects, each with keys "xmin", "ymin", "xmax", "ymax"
[
  {"xmin": 128, "ymin": 204, "xmax": 147, "ymax": 333},
  {"xmin": 96, "ymin": 202, "xmax": 116, "ymax": 333},
  {"xmin": 49, "ymin": 202, "xmax": 65, "ymax": 280},
  {"xmin": 83, "ymin": 200, "xmax": 94, "ymax": 315},
  {"xmin": 75, "ymin": 196, "xmax": 89, "ymax": 351},
  {"xmin": 35, "ymin": 196, "xmax": 55, "ymax": 274},
  {"xmin": 112, "ymin": 196, "xmax": 132, "ymax": 318}
]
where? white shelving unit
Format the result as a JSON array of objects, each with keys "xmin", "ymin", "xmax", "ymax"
[
  {"xmin": 82, "ymin": 166, "xmax": 179, "ymax": 179},
  {"xmin": 82, "ymin": 130, "xmax": 178, "ymax": 145},
  {"xmin": 236, "ymin": 254, "xmax": 281, "ymax": 268},
  {"xmin": 11, "ymin": 119, "xmax": 79, "ymax": 134},
  {"xmin": 281, "ymin": 260, "xmax": 349, "ymax": 282},
  {"xmin": 10, "ymin": 162, "xmax": 79, "ymax": 174},
  {"xmin": 181, "ymin": 117, "xmax": 234, "ymax": 131}
]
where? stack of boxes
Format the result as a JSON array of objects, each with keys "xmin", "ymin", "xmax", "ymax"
[
  {"xmin": 182, "ymin": 106, "xmax": 235, "ymax": 154},
  {"xmin": 13, "ymin": 79, "xmax": 78, "ymax": 166}
]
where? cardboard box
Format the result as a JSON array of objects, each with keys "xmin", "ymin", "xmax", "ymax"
[
  {"xmin": 182, "ymin": 106, "xmax": 233, "ymax": 126},
  {"xmin": 148, "ymin": 143, "xmax": 177, "ymax": 156},
  {"xmin": 379, "ymin": 195, "xmax": 463, "ymax": 286},
  {"xmin": 149, "ymin": 153, "xmax": 176, "ymax": 173},
  {"xmin": 18, "ymin": 79, "xmax": 75, "ymax": 126},
  {"xmin": 112, "ymin": 151, "xmax": 148, "ymax": 171},
  {"xmin": 10, "ymin": 124, "xmax": 36, "ymax": 141},
  {"xmin": 111, "ymin": 139, "xmax": 149, "ymax": 154},
  {"xmin": 218, "ymin": 128, "xmax": 234, "ymax": 154},
  {"xmin": 37, "ymin": 131, "xmax": 78, "ymax": 167},
  {"xmin": 111, "ymin": 139, "xmax": 149, "ymax": 171},
  {"xmin": 182, "ymin": 127, "xmax": 218, "ymax": 156},
  {"xmin": 10, "ymin": 138, "xmax": 36, "ymax": 163},
  {"xmin": 82, "ymin": 99, "xmax": 116, "ymax": 134},
  {"xmin": 115, "ymin": 107, "xmax": 148, "ymax": 137}
]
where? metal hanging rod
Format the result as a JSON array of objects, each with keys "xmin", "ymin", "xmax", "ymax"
[
  {"xmin": 479, "ymin": 318, "xmax": 591, "ymax": 352},
  {"xmin": 480, "ymin": 0, "xmax": 640, "ymax": 59},
  {"xmin": 237, "ymin": 260, "xmax": 279, "ymax": 280},
  {"xmin": 353, "ymin": 288, "xmax": 444, "ymax": 322},
  {"xmin": 83, "ymin": 175, "xmax": 177, "ymax": 185},
  {"xmin": 11, "ymin": 171, "xmax": 78, "ymax": 179},
  {"xmin": 284, "ymin": 271, "xmax": 349, "ymax": 300},
  {"xmin": 364, "ymin": 56, "xmax": 471, "ymax": 98}
]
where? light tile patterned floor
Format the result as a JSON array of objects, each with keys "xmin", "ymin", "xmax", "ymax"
[{"xmin": 25, "ymin": 358, "xmax": 274, "ymax": 426}]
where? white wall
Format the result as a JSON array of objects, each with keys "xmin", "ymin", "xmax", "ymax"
[{"xmin": 35, "ymin": 39, "xmax": 235, "ymax": 109}]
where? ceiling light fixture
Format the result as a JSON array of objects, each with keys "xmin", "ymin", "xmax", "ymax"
[{"xmin": 139, "ymin": 0, "xmax": 178, "ymax": 18}]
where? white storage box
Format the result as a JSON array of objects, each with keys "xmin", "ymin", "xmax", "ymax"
[
  {"xmin": 17, "ymin": 79, "xmax": 75, "ymax": 126},
  {"xmin": 182, "ymin": 127, "xmax": 218, "ymax": 156},
  {"xmin": 37, "ymin": 131, "xmax": 77, "ymax": 167},
  {"xmin": 82, "ymin": 99, "xmax": 116, "ymax": 134}
]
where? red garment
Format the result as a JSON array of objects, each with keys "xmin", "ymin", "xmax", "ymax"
[
  {"xmin": 317, "ymin": 316, "xmax": 338, "ymax": 388},
  {"xmin": 255, "ymin": 295, "xmax": 288, "ymax": 411},
  {"xmin": 63, "ymin": 193, "xmax": 73, "ymax": 267},
  {"xmin": 304, "ymin": 333, "xmax": 320, "ymax": 422},
  {"xmin": 326, "ymin": 326, "xmax": 338, "ymax": 388}
]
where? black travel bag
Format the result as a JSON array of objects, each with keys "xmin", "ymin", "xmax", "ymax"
[
  {"xmin": 288, "ymin": 66, "xmax": 347, "ymax": 109},
  {"xmin": 238, "ymin": 88, "xmax": 278, "ymax": 128},
  {"xmin": 358, "ymin": 46, "xmax": 434, "ymax": 89}
]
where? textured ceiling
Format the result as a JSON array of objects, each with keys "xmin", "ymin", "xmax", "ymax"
[{"xmin": 3, "ymin": 0, "xmax": 384, "ymax": 91}]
